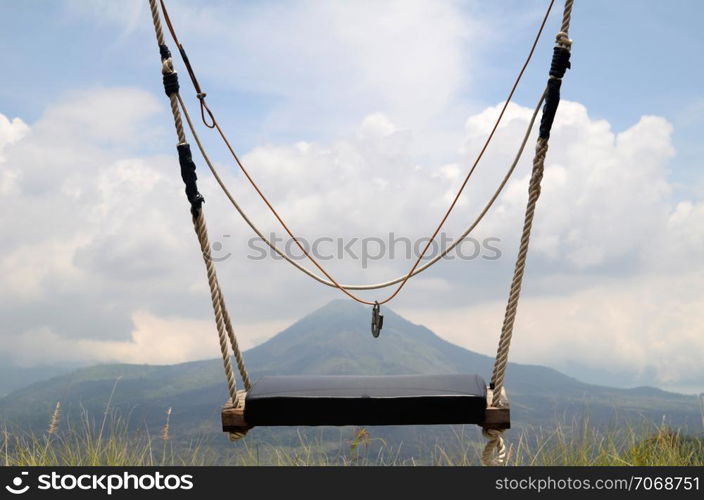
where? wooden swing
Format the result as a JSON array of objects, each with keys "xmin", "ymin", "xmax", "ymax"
[{"xmin": 146, "ymin": 0, "xmax": 574, "ymax": 465}]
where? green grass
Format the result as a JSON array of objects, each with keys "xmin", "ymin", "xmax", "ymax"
[
  {"xmin": 509, "ymin": 421, "xmax": 704, "ymax": 466},
  {"xmin": 2, "ymin": 404, "xmax": 702, "ymax": 466}
]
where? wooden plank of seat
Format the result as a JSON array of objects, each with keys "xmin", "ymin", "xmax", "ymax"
[
  {"xmin": 481, "ymin": 387, "xmax": 510, "ymax": 430},
  {"xmin": 222, "ymin": 390, "xmax": 250, "ymax": 433},
  {"xmin": 223, "ymin": 401, "xmax": 509, "ymax": 432},
  {"xmin": 222, "ymin": 382, "xmax": 510, "ymax": 432},
  {"xmin": 242, "ymin": 374, "xmax": 488, "ymax": 426}
]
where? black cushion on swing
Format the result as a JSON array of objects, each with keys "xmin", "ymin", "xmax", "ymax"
[{"xmin": 244, "ymin": 374, "xmax": 487, "ymax": 426}]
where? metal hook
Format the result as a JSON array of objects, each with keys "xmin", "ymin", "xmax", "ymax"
[{"xmin": 371, "ymin": 301, "xmax": 384, "ymax": 338}]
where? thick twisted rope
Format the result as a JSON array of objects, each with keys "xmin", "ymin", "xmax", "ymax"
[
  {"xmin": 148, "ymin": 0, "xmax": 166, "ymax": 49},
  {"xmin": 147, "ymin": 0, "xmax": 251, "ymax": 428},
  {"xmin": 482, "ymin": 0, "xmax": 574, "ymax": 466},
  {"xmin": 560, "ymin": 0, "xmax": 574, "ymax": 33},
  {"xmin": 490, "ymin": 138, "xmax": 548, "ymax": 396},
  {"xmin": 482, "ymin": 428, "xmax": 507, "ymax": 466},
  {"xmin": 191, "ymin": 211, "xmax": 240, "ymax": 399},
  {"xmin": 219, "ymin": 291, "xmax": 252, "ymax": 391}
]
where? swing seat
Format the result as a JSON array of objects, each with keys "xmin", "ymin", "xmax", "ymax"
[{"xmin": 222, "ymin": 374, "xmax": 510, "ymax": 431}]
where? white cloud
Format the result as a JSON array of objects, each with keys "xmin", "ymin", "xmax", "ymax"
[
  {"xmin": 65, "ymin": 0, "xmax": 146, "ymax": 42},
  {"xmin": 8, "ymin": 312, "xmax": 203, "ymax": 366},
  {"xmin": 0, "ymin": 114, "xmax": 29, "ymax": 157},
  {"xmin": 0, "ymin": 115, "xmax": 29, "ymax": 195},
  {"xmin": 0, "ymin": 85, "xmax": 702, "ymax": 391},
  {"xmin": 404, "ymin": 271, "xmax": 704, "ymax": 391},
  {"xmin": 35, "ymin": 88, "xmax": 162, "ymax": 146},
  {"xmin": 477, "ymin": 103, "xmax": 676, "ymax": 269},
  {"xmin": 64, "ymin": 0, "xmax": 475, "ymax": 143},
  {"xmin": 8, "ymin": 311, "xmax": 290, "ymax": 367},
  {"xmin": 184, "ymin": 0, "xmax": 470, "ymax": 123},
  {"xmin": 643, "ymin": 199, "xmax": 704, "ymax": 273}
]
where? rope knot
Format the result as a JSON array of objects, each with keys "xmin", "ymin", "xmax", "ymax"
[
  {"xmin": 161, "ymin": 57, "xmax": 180, "ymax": 96},
  {"xmin": 555, "ymin": 31, "xmax": 573, "ymax": 49},
  {"xmin": 197, "ymin": 92, "xmax": 207, "ymax": 100},
  {"xmin": 161, "ymin": 57, "xmax": 175, "ymax": 75}
]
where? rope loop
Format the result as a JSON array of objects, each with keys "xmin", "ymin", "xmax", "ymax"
[{"xmin": 197, "ymin": 94, "xmax": 216, "ymax": 129}]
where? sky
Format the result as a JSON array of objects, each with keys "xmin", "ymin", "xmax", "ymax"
[{"xmin": 0, "ymin": 0, "xmax": 702, "ymax": 394}]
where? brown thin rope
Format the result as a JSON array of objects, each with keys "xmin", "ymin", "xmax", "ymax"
[
  {"xmin": 176, "ymin": 88, "xmax": 545, "ymax": 291},
  {"xmin": 157, "ymin": 0, "xmax": 556, "ymax": 306},
  {"xmin": 159, "ymin": 0, "xmax": 216, "ymax": 128}
]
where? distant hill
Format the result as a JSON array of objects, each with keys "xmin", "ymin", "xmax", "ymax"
[
  {"xmin": 0, "ymin": 300, "xmax": 700, "ymax": 451},
  {"xmin": 0, "ymin": 362, "xmax": 77, "ymax": 398}
]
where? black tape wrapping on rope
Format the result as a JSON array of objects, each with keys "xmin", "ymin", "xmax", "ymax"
[
  {"xmin": 163, "ymin": 72, "xmax": 180, "ymax": 97},
  {"xmin": 158, "ymin": 44, "xmax": 171, "ymax": 61},
  {"xmin": 177, "ymin": 143, "xmax": 205, "ymax": 215},
  {"xmin": 539, "ymin": 46, "xmax": 571, "ymax": 139},
  {"xmin": 549, "ymin": 46, "xmax": 571, "ymax": 79}
]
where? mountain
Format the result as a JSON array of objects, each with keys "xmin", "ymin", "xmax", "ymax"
[
  {"xmin": 0, "ymin": 300, "xmax": 700, "ymax": 451},
  {"xmin": 0, "ymin": 360, "xmax": 78, "ymax": 398}
]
